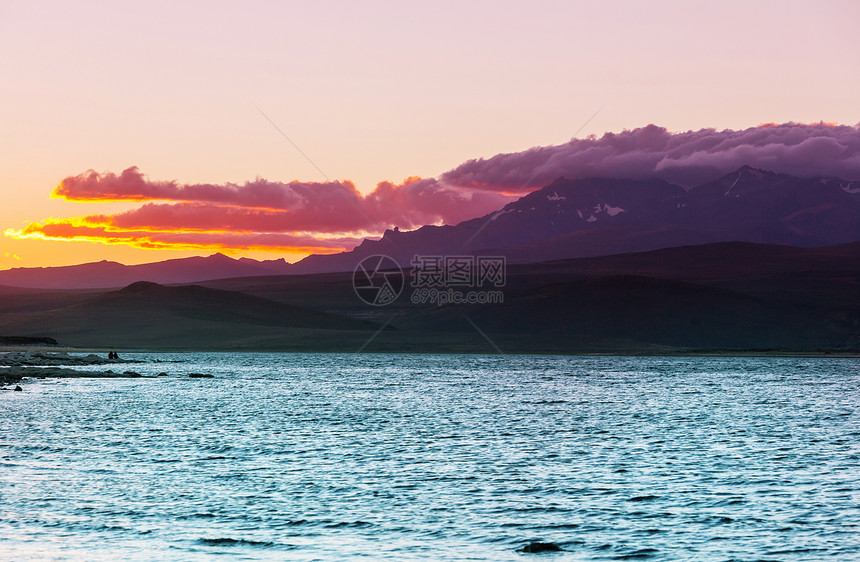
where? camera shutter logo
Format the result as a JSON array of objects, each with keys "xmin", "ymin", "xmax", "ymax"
[{"xmin": 352, "ymin": 255, "xmax": 404, "ymax": 306}]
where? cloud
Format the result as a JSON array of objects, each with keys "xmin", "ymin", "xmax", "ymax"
[
  {"xmin": 11, "ymin": 167, "xmax": 512, "ymax": 256},
  {"xmin": 364, "ymin": 177, "xmax": 511, "ymax": 228},
  {"xmin": 442, "ymin": 122, "xmax": 860, "ymax": 190},
  {"xmin": 54, "ymin": 167, "xmax": 511, "ymax": 232},
  {"xmin": 11, "ymin": 121, "xmax": 860, "ymax": 258}
]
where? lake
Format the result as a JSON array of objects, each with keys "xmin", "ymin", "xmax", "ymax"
[{"xmin": 1, "ymin": 353, "xmax": 858, "ymax": 560}]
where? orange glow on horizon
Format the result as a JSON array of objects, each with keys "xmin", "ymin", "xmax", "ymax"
[
  {"xmin": 8, "ymin": 216, "xmax": 377, "ymax": 241},
  {"xmin": 5, "ymin": 216, "xmax": 363, "ymax": 259},
  {"xmin": 6, "ymin": 227, "xmax": 348, "ymax": 256}
]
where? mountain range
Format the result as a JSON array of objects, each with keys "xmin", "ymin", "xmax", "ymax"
[
  {"xmin": 1, "ymin": 166, "xmax": 858, "ymax": 289},
  {"xmin": 292, "ymin": 166, "xmax": 860, "ymax": 273}
]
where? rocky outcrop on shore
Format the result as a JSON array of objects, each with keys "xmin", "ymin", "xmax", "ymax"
[
  {"xmin": 0, "ymin": 352, "xmax": 214, "ymax": 387},
  {"xmin": 0, "ymin": 369, "xmax": 23, "ymax": 387},
  {"xmin": 1, "ymin": 366, "xmax": 144, "ymax": 379},
  {"xmin": 0, "ymin": 351, "xmax": 142, "ymax": 367},
  {"xmin": 0, "ymin": 351, "xmax": 148, "ymax": 386}
]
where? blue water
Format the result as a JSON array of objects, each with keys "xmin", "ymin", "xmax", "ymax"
[{"xmin": 1, "ymin": 354, "xmax": 858, "ymax": 560}]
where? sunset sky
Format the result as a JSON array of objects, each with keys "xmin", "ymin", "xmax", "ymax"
[{"xmin": 1, "ymin": 1, "xmax": 858, "ymax": 268}]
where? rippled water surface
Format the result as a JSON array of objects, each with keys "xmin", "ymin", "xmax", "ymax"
[{"xmin": 1, "ymin": 354, "xmax": 859, "ymax": 560}]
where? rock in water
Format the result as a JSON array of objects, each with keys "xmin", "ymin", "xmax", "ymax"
[
  {"xmin": 188, "ymin": 373, "xmax": 214, "ymax": 378},
  {"xmin": 14, "ymin": 386, "xmax": 23, "ymax": 392},
  {"xmin": 519, "ymin": 542, "xmax": 563, "ymax": 553}
]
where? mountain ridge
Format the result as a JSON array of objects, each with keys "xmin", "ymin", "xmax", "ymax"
[
  {"xmin": 288, "ymin": 166, "xmax": 860, "ymax": 273},
  {"xmin": 0, "ymin": 252, "xmax": 293, "ymax": 289},
  {"xmin": 2, "ymin": 166, "xmax": 858, "ymax": 288}
]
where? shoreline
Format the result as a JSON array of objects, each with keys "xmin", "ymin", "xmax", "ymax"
[
  {"xmin": 3, "ymin": 347, "xmax": 856, "ymax": 390},
  {"xmin": 3, "ymin": 345, "xmax": 859, "ymax": 359}
]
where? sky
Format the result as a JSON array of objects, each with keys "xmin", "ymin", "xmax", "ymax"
[{"xmin": 1, "ymin": 0, "xmax": 858, "ymax": 268}]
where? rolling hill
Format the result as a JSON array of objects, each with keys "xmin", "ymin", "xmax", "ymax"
[
  {"xmin": 0, "ymin": 253, "xmax": 292, "ymax": 290},
  {"xmin": 0, "ymin": 281, "xmax": 381, "ymax": 350}
]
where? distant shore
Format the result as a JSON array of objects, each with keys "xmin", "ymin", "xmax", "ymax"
[
  {"xmin": 3, "ymin": 344, "xmax": 858, "ymax": 359},
  {"xmin": 4, "ymin": 346, "xmax": 857, "ymax": 391}
]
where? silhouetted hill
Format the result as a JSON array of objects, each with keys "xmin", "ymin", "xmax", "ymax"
[
  {"xmin": 203, "ymin": 241, "xmax": 860, "ymax": 352},
  {"xmin": 95, "ymin": 281, "xmax": 375, "ymax": 330},
  {"xmin": 457, "ymin": 275, "xmax": 850, "ymax": 349},
  {"xmin": 0, "ymin": 253, "xmax": 292, "ymax": 290},
  {"xmin": 1, "ymin": 242, "xmax": 858, "ymax": 352},
  {"xmin": 506, "ymin": 241, "xmax": 860, "ymax": 287},
  {"xmin": 0, "ymin": 281, "xmax": 380, "ymax": 350},
  {"xmin": 201, "ymin": 241, "xmax": 860, "ymax": 314}
]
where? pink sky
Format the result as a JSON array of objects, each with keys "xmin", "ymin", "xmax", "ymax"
[{"xmin": 1, "ymin": 1, "xmax": 858, "ymax": 267}]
